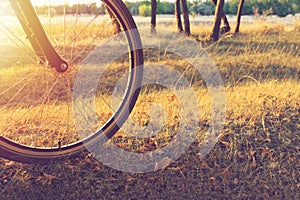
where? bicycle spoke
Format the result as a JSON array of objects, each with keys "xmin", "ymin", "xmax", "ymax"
[{"xmin": 0, "ymin": 0, "xmax": 143, "ymax": 162}]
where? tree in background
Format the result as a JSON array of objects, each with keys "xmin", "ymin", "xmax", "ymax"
[
  {"xmin": 137, "ymin": 0, "xmax": 174, "ymax": 16},
  {"xmin": 124, "ymin": 1, "xmax": 140, "ymax": 15},
  {"xmin": 151, "ymin": 0, "xmax": 157, "ymax": 33},
  {"xmin": 235, "ymin": 0, "xmax": 244, "ymax": 33},
  {"xmin": 223, "ymin": 0, "xmax": 299, "ymax": 17},
  {"xmin": 181, "ymin": 0, "xmax": 191, "ymax": 35},
  {"xmin": 211, "ymin": 0, "xmax": 231, "ymax": 33},
  {"xmin": 210, "ymin": 0, "xmax": 224, "ymax": 41},
  {"xmin": 175, "ymin": 0, "xmax": 183, "ymax": 32},
  {"xmin": 32, "ymin": 1, "xmax": 300, "ymax": 17},
  {"xmin": 174, "ymin": 0, "xmax": 191, "ymax": 35},
  {"xmin": 190, "ymin": 0, "xmax": 214, "ymax": 15},
  {"xmin": 139, "ymin": 4, "xmax": 151, "ymax": 17},
  {"xmin": 157, "ymin": 0, "xmax": 174, "ymax": 14}
]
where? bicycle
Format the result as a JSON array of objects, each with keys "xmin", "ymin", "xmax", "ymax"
[{"xmin": 0, "ymin": 0, "xmax": 143, "ymax": 163}]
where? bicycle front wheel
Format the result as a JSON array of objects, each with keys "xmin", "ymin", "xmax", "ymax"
[{"xmin": 0, "ymin": 0, "xmax": 143, "ymax": 163}]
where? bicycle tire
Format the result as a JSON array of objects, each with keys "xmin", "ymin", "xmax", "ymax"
[{"xmin": 0, "ymin": 0, "xmax": 143, "ymax": 163}]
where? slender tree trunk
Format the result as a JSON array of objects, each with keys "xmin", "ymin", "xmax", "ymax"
[
  {"xmin": 151, "ymin": 0, "xmax": 157, "ymax": 33},
  {"xmin": 235, "ymin": 0, "xmax": 244, "ymax": 33},
  {"xmin": 211, "ymin": 0, "xmax": 224, "ymax": 41},
  {"xmin": 106, "ymin": 7, "xmax": 121, "ymax": 34},
  {"xmin": 181, "ymin": 0, "xmax": 190, "ymax": 35},
  {"xmin": 175, "ymin": 0, "xmax": 183, "ymax": 32},
  {"xmin": 211, "ymin": 0, "xmax": 230, "ymax": 33}
]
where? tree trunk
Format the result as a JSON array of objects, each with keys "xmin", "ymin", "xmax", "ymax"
[
  {"xmin": 211, "ymin": 0, "xmax": 224, "ymax": 41},
  {"xmin": 151, "ymin": 0, "xmax": 156, "ymax": 33},
  {"xmin": 181, "ymin": 0, "xmax": 190, "ymax": 35},
  {"xmin": 235, "ymin": 0, "xmax": 244, "ymax": 33},
  {"xmin": 211, "ymin": 0, "xmax": 230, "ymax": 33},
  {"xmin": 175, "ymin": 0, "xmax": 183, "ymax": 32},
  {"xmin": 106, "ymin": 7, "xmax": 121, "ymax": 34}
]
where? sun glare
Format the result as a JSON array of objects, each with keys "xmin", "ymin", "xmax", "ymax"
[{"xmin": 30, "ymin": 0, "xmax": 101, "ymax": 6}]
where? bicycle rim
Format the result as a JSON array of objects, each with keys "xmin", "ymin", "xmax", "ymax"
[{"xmin": 0, "ymin": 0, "xmax": 143, "ymax": 163}]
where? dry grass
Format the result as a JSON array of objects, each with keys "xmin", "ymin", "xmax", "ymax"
[
  {"xmin": 0, "ymin": 19, "xmax": 299, "ymax": 199},
  {"xmin": 0, "ymin": 20, "xmax": 128, "ymax": 147},
  {"xmin": 294, "ymin": 20, "xmax": 300, "ymax": 31}
]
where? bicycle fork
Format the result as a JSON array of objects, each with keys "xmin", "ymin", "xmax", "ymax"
[{"xmin": 9, "ymin": 0, "xmax": 68, "ymax": 72}]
